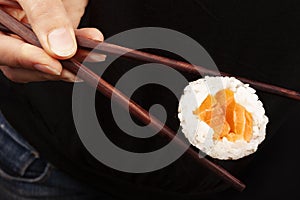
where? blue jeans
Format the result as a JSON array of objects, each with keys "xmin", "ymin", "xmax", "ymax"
[{"xmin": 0, "ymin": 112, "xmax": 115, "ymax": 200}]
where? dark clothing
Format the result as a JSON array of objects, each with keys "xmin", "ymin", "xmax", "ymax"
[
  {"xmin": 0, "ymin": 112, "xmax": 114, "ymax": 199},
  {"xmin": 1, "ymin": 0, "xmax": 300, "ymax": 199}
]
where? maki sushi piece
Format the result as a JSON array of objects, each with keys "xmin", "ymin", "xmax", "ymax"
[{"xmin": 178, "ymin": 76, "xmax": 268, "ymax": 160}]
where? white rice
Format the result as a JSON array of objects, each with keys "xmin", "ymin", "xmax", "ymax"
[{"xmin": 178, "ymin": 76, "xmax": 268, "ymax": 160}]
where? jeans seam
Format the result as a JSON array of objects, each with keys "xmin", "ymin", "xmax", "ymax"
[
  {"xmin": 18, "ymin": 155, "xmax": 38, "ymax": 177},
  {"xmin": 0, "ymin": 163, "xmax": 52, "ymax": 183},
  {"xmin": 0, "ymin": 119, "xmax": 39, "ymax": 158}
]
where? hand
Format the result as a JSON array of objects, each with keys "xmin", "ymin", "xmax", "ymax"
[{"xmin": 0, "ymin": 0, "xmax": 105, "ymax": 83}]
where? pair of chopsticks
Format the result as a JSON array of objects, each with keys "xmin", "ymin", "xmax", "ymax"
[
  {"xmin": 2, "ymin": 5, "xmax": 298, "ymax": 191},
  {"xmin": 0, "ymin": 8, "xmax": 246, "ymax": 191}
]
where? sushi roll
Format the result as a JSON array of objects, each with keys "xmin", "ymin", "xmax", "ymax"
[{"xmin": 178, "ymin": 76, "xmax": 268, "ymax": 160}]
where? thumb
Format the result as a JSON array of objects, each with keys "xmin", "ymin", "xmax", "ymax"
[{"xmin": 17, "ymin": 0, "xmax": 77, "ymax": 59}]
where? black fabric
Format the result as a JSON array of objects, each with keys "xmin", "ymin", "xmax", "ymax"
[{"xmin": 1, "ymin": 0, "xmax": 300, "ymax": 199}]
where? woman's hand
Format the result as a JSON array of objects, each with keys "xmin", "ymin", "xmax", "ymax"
[{"xmin": 0, "ymin": 0, "xmax": 104, "ymax": 83}]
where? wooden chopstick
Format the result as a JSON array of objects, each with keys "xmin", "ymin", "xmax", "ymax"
[
  {"xmin": 0, "ymin": 0, "xmax": 22, "ymax": 9},
  {"xmin": 76, "ymin": 39, "xmax": 300, "ymax": 101},
  {"xmin": 1, "ymin": 23, "xmax": 299, "ymax": 101},
  {"xmin": 0, "ymin": 9, "xmax": 246, "ymax": 191}
]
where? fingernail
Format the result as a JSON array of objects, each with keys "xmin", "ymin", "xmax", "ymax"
[
  {"xmin": 34, "ymin": 64, "xmax": 61, "ymax": 75},
  {"xmin": 74, "ymin": 77, "xmax": 84, "ymax": 83},
  {"xmin": 61, "ymin": 69, "xmax": 83, "ymax": 83},
  {"xmin": 63, "ymin": 77, "xmax": 83, "ymax": 83},
  {"xmin": 48, "ymin": 28, "xmax": 76, "ymax": 57},
  {"xmin": 88, "ymin": 53, "xmax": 106, "ymax": 62}
]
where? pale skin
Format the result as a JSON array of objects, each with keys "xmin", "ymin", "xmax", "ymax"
[{"xmin": 0, "ymin": 0, "xmax": 105, "ymax": 83}]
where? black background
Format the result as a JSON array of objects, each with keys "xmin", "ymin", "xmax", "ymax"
[{"xmin": 88, "ymin": 1, "xmax": 300, "ymax": 198}]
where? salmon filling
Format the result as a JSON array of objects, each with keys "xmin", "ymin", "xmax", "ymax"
[{"xmin": 193, "ymin": 89, "xmax": 253, "ymax": 142}]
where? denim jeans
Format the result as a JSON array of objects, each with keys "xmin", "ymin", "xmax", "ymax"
[{"xmin": 0, "ymin": 111, "xmax": 115, "ymax": 200}]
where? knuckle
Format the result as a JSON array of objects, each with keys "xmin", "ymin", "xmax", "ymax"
[
  {"xmin": 30, "ymin": 9, "xmax": 50, "ymax": 24},
  {"xmin": 16, "ymin": 43, "xmax": 30, "ymax": 67},
  {"xmin": 25, "ymin": 0, "xmax": 50, "ymax": 19},
  {"xmin": 2, "ymin": 69, "xmax": 17, "ymax": 82},
  {"xmin": 0, "ymin": 67, "xmax": 28, "ymax": 83},
  {"xmin": 25, "ymin": 0, "xmax": 70, "ymax": 29}
]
